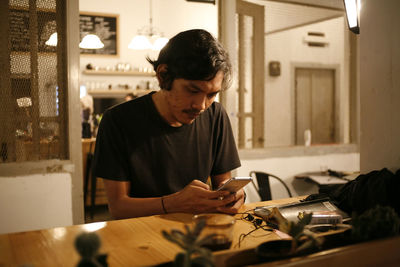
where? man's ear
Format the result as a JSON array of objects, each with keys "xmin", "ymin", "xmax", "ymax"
[{"xmin": 156, "ymin": 64, "xmax": 168, "ymax": 89}]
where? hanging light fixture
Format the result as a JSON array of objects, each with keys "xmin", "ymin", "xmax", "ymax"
[
  {"xmin": 45, "ymin": 32, "xmax": 58, "ymax": 46},
  {"xmin": 128, "ymin": 0, "xmax": 169, "ymax": 50},
  {"xmin": 343, "ymin": 0, "xmax": 360, "ymax": 34},
  {"xmin": 79, "ymin": 34, "xmax": 105, "ymax": 49}
]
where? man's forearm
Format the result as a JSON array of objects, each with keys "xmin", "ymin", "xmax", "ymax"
[{"xmin": 108, "ymin": 196, "xmax": 165, "ymax": 219}]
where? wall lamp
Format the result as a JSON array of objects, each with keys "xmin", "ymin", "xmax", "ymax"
[{"xmin": 343, "ymin": 0, "xmax": 360, "ymax": 34}]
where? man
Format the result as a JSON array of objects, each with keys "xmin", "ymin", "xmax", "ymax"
[{"xmin": 93, "ymin": 29, "xmax": 244, "ymax": 219}]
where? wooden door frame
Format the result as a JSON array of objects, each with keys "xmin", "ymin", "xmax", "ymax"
[{"xmin": 236, "ymin": 0, "xmax": 265, "ymax": 148}]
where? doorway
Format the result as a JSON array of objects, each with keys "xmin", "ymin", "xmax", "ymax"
[{"xmin": 295, "ymin": 68, "xmax": 336, "ymax": 145}]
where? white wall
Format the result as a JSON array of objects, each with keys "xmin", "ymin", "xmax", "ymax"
[
  {"xmin": 265, "ymin": 17, "xmax": 348, "ymax": 146},
  {"xmin": 0, "ymin": 173, "xmax": 72, "ymax": 234},
  {"xmin": 79, "ymin": 0, "xmax": 218, "ymax": 91},
  {"xmin": 238, "ymin": 152, "xmax": 359, "ymax": 203},
  {"xmin": 359, "ymin": 0, "xmax": 400, "ymax": 173}
]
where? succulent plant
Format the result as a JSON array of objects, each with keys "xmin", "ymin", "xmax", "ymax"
[
  {"xmin": 269, "ymin": 207, "xmax": 323, "ymax": 254},
  {"xmin": 74, "ymin": 232, "xmax": 108, "ymax": 267},
  {"xmin": 162, "ymin": 219, "xmax": 215, "ymax": 267},
  {"xmin": 351, "ymin": 205, "xmax": 400, "ymax": 242}
]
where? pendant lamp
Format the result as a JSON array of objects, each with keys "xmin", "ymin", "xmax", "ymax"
[
  {"xmin": 45, "ymin": 32, "xmax": 58, "ymax": 46},
  {"xmin": 45, "ymin": 32, "xmax": 105, "ymax": 49},
  {"xmin": 128, "ymin": 0, "xmax": 169, "ymax": 50},
  {"xmin": 79, "ymin": 34, "xmax": 105, "ymax": 49}
]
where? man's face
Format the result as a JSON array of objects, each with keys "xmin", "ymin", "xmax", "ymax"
[{"xmin": 163, "ymin": 71, "xmax": 223, "ymax": 126}]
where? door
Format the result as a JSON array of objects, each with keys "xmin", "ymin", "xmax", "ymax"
[
  {"xmin": 295, "ymin": 68, "xmax": 335, "ymax": 145},
  {"xmin": 236, "ymin": 0, "xmax": 265, "ymax": 148}
]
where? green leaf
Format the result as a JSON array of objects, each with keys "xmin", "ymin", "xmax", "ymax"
[
  {"xmin": 194, "ymin": 247, "xmax": 213, "ymax": 259},
  {"xmin": 193, "ymin": 219, "xmax": 206, "ymax": 237},
  {"xmin": 196, "ymin": 233, "xmax": 217, "ymax": 247},
  {"xmin": 191, "ymin": 256, "xmax": 215, "ymax": 267},
  {"xmin": 184, "ymin": 224, "xmax": 192, "ymax": 236},
  {"xmin": 162, "ymin": 220, "xmax": 214, "ymax": 267},
  {"xmin": 289, "ymin": 212, "xmax": 313, "ymax": 238},
  {"xmin": 163, "ymin": 230, "xmax": 189, "ymax": 250},
  {"xmin": 174, "ymin": 252, "xmax": 191, "ymax": 267}
]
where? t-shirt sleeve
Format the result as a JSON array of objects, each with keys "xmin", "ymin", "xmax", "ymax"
[
  {"xmin": 211, "ymin": 105, "xmax": 241, "ymax": 175},
  {"xmin": 92, "ymin": 110, "xmax": 130, "ymax": 181}
]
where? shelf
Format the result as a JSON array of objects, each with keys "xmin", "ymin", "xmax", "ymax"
[
  {"xmin": 82, "ymin": 70, "xmax": 155, "ymax": 76},
  {"xmin": 87, "ymin": 89, "xmax": 154, "ymax": 98}
]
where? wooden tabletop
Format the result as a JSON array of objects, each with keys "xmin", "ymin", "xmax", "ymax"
[{"xmin": 0, "ymin": 197, "xmax": 303, "ymax": 267}]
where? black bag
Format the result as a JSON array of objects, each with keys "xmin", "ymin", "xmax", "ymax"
[{"xmin": 305, "ymin": 168, "xmax": 400, "ymax": 216}]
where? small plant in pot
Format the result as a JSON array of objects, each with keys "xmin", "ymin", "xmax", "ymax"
[
  {"xmin": 351, "ymin": 205, "xmax": 400, "ymax": 242},
  {"xmin": 162, "ymin": 219, "xmax": 215, "ymax": 267},
  {"xmin": 256, "ymin": 207, "xmax": 323, "ymax": 260}
]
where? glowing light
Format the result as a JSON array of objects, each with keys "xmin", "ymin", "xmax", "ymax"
[
  {"xmin": 79, "ymin": 34, "xmax": 104, "ymax": 49},
  {"xmin": 82, "ymin": 221, "xmax": 107, "ymax": 232}
]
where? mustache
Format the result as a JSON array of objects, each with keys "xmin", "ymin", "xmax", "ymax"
[{"xmin": 183, "ymin": 109, "xmax": 203, "ymax": 115}]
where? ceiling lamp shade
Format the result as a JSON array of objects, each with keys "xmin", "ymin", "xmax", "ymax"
[
  {"xmin": 45, "ymin": 32, "xmax": 58, "ymax": 46},
  {"xmin": 152, "ymin": 36, "xmax": 169, "ymax": 50},
  {"xmin": 79, "ymin": 34, "xmax": 104, "ymax": 49},
  {"xmin": 343, "ymin": 0, "xmax": 360, "ymax": 34},
  {"xmin": 128, "ymin": 34, "xmax": 153, "ymax": 50},
  {"xmin": 128, "ymin": 0, "xmax": 169, "ymax": 51}
]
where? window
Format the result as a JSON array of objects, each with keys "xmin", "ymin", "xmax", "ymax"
[
  {"xmin": 0, "ymin": 0, "xmax": 68, "ymax": 163},
  {"xmin": 220, "ymin": 0, "xmax": 356, "ymax": 150}
]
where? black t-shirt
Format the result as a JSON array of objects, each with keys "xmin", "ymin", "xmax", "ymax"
[{"xmin": 93, "ymin": 92, "xmax": 241, "ymax": 198}]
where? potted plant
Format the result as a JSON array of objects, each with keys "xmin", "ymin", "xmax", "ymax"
[
  {"xmin": 161, "ymin": 219, "xmax": 215, "ymax": 267},
  {"xmin": 256, "ymin": 207, "xmax": 323, "ymax": 260}
]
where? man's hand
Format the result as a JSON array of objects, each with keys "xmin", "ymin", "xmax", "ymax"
[
  {"xmin": 163, "ymin": 180, "xmax": 236, "ymax": 214},
  {"xmin": 216, "ymin": 189, "xmax": 246, "ymax": 214}
]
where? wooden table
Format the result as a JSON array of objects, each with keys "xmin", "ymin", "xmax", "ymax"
[
  {"xmin": 0, "ymin": 197, "xmax": 302, "ymax": 267},
  {"xmin": 2, "ymin": 196, "xmax": 400, "ymax": 266}
]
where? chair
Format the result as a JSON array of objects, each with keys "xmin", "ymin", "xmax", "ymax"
[
  {"xmin": 249, "ymin": 171, "xmax": 293, "ymax": 201},
  {"xmin": 83, "ymin": 140, "xmax": 97, "ymax": 219}
]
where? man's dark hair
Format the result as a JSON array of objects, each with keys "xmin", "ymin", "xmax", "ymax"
[{"xmin": 147, "ymin": 29, "xmax": 232, "ymax": 91}]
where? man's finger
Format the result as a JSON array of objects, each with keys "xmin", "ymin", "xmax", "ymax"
[{"xmin": 190, "ymin": 179, "xmax": 210, "ymax": 190}]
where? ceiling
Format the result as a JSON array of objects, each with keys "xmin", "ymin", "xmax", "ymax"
[{"xmin": 262, "ymin": 0, "xmax": 344, "ymax": 11}]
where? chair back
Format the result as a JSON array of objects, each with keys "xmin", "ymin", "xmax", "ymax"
[{"xmin": 250, "ymin": 171, "xmax": 293, "ymax": 201}]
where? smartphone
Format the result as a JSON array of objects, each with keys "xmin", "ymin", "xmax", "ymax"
[{"xmin": 216, "ymin": 177, "xmax": 252, "ymax": 193}]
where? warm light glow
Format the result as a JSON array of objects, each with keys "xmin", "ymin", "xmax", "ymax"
[
  {"xmin": 128, "ymin": 0, "xmax": 168, "ymax": 51},
  {"xmin": 80, "ymin": 84, "xmax": 87, "ymax": 99},
  {"xmin": 128, "ymin": 35, "xmax": 153, "ymax": 50},
  {"xmin": 16, "ymin": 97, "xmax": 32, "ymax": 107},
  {"xmin": 128, "ymin": 34, "xmax": 168, "ymax": 50},
  {"xmin": 49, "ymin": 227, "xmax": 66, "ymax": 240},
  {"xmin": 344, "ymin": 0, "xmax": 358, "ymax": 28},
  {"xmin": 82, "ymin": 222, "xmax": 107, "ymax": 232},
  {"xmin": 152, "ymin": 36, "xmax": 169, "ymax": 50},
  {"xmin": 45, "ymin": 32, "xmax": 57, "ymax": 46},
  {"xmin": 79, "ymin": 34, "xmax": 104, "ymax": 49}
]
